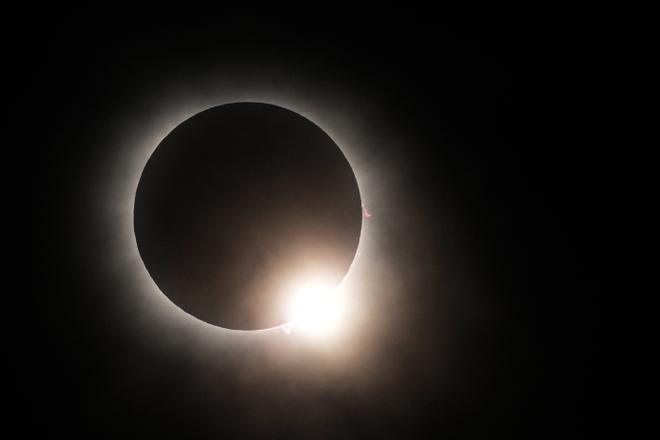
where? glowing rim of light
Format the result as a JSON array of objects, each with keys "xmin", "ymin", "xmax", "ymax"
[
  {"xmin": 135, "ymin": 101, "xmax": 363, "ymax": 334},
  {"xmin": 99, "ymin": 83, "xmax": 374, "ymax": 336}
]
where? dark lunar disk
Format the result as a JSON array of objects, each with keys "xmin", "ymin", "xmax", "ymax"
[{"xmin": 134, "ymin": 103, "xmax": 362, "ymax": 330}]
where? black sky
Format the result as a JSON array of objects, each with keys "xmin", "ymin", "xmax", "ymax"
[{"xmin": 14, "ymin": 6, "xmax": 654, "ymax": 439}]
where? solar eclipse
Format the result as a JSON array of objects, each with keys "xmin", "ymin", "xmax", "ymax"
[{"xmin": 133, "ymin": 102, "xmax": 362, "ymax": 331}]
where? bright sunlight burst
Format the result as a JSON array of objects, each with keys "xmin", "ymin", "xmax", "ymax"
[{"xmin": 284, "ymin": 279, "xmax": 346, "ymax": 337}]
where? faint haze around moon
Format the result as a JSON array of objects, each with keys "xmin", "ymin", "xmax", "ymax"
[{"xmin": 133, "ymin": 102, "xmax": 363, "ymax": 330}]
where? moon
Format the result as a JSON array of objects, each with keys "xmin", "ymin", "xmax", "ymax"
[{"xmin": 133, "ymin": 102, "xmax": 362, "ymax": 330}]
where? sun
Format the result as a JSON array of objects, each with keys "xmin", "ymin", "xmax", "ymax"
[{"xmin": 284, "ymin": 279, "xmax": 346, "ymax": 337}]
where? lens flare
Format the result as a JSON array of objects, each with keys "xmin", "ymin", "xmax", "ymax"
[{"xmin": 285, "ymin": 280, "xmax": 346, "ymax": 337}]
